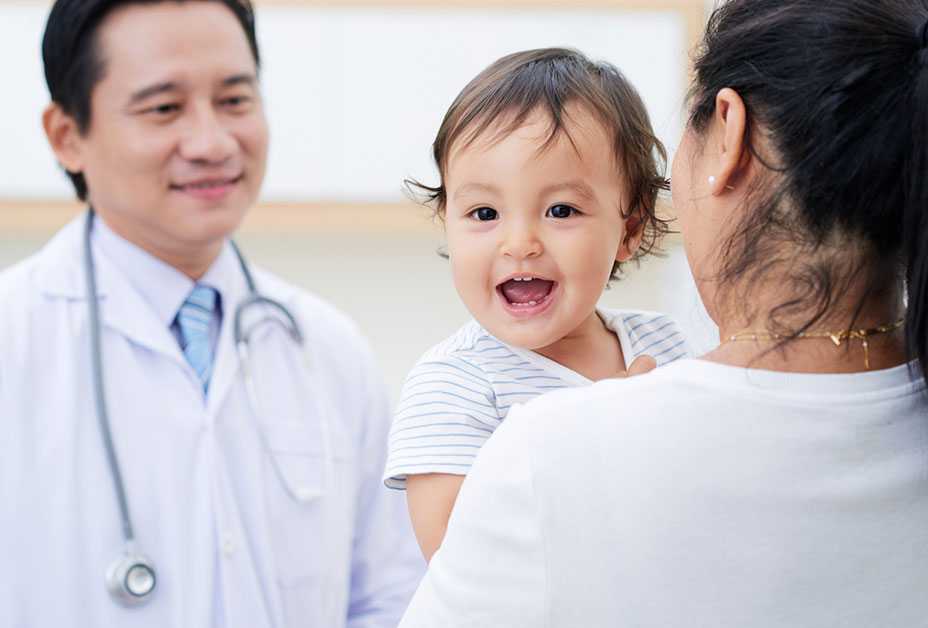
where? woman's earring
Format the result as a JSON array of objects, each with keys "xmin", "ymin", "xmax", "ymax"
[{"xmin": 708, "ymin": 175, "xmax": 735, "ymax": 191}]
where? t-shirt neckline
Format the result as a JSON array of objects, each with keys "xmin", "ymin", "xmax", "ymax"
[
  {"xmin": 673, "ymin": 358, "xmax": 924, "ymax": 400},
  {"xmin": 495, "ymin": 308, "xmax": 633, "ymax": 386}
]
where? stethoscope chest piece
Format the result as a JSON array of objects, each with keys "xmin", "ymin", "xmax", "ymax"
[{"xmin": 106, "ymin": 551, "xmax": 157, "ymax": 606}]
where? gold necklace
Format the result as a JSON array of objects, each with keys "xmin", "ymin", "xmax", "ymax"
[{"xmin": 726, "ymin": 319, "xmax": 904, "ymax": 369}]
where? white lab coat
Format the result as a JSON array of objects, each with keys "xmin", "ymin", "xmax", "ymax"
[{"xmin": 0, "ymin": 218, "xmax": 423, "ymax": 628}]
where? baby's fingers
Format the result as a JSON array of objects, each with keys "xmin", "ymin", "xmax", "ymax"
[{"xmin": 624, "ymin": 355, "xmax": 657, "ymax": 378}]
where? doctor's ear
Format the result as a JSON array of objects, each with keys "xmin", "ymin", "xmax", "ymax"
[
  {"xmin": 615, "ymin": 207, "xmax": 646, "ymax": 263},
  {"xmin": 42, "ymin": 103, "xmax": 85, "ymax": 175}
]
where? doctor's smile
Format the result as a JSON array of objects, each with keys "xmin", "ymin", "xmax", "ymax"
[{"xmin": 169, "ymin": 174, "xmax": 246, "ymax": 202}]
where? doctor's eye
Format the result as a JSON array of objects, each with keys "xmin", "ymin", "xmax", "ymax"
[
  {"xmin": 221, "ymin": 95, "xmax": 253, "ymax": 110},
  {"xmin": 145, "ymin": 103, "xmax": 181, "ymax": 117},
  {"xmin": 470, "ymin": 207, "xmax": 499, "ymax": 222},
  {"xmin": 546, "ymin": 204, "xmax": 579, "ymax": 219}
]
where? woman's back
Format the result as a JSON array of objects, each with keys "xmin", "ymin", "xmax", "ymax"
[
  {"xmin": 412, "ymin": 361, "xmax": 928, "ymax": 627},
  {"xmin": 398, "ymin": 2, "xmax": 928, "ymax": 625}
]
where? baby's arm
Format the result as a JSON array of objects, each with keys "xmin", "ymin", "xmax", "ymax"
[
  {"xmin": 384, "ymin": 355, "xmax": 500, "ymax": 561},
  {"xmin": 406, "ymin": 473, "xmax": 466, "ymax": 561}
]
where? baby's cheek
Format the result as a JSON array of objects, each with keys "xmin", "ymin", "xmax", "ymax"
[{"xmin": 569, "ymin": 242, "xmax": 615, "ymax": 282}]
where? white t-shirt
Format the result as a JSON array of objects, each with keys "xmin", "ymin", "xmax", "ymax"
[
  {"xmin": 383, "ymin": 308, "xmax": 691, "ymax": 488},
  {"xmin": 399, "ymin": 359, "xmax": 928, "ymax": 628}
]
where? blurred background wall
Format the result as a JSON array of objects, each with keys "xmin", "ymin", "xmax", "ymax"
[{"xmin": 0, "ymin": 0, "xmax": 716, "ymax": 399}]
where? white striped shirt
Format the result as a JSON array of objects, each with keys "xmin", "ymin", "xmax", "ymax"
[{"xmin": 384, "ymin": 309, "xmax": 691, "ymax": 488}]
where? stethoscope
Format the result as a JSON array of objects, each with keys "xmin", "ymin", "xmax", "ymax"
[{"xmin": 82, "ymin": 209, "xmax": 331, "ymax": 607}]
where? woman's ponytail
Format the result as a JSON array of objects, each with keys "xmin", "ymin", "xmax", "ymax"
[{"xmin": 906, "ymin": 23, "xmax": 928, "ymax": 385}]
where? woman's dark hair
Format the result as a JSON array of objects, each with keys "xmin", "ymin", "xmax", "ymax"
[
  {"xmin": 689, "ymin": 0, "xmax": 928, "ymax": 382},
  {"xmin": 408, "ymin": 47, "xmax": 670, "ymax": 280},
  {"xmin": 42, "ymin": 0, "xmax": 260, "ymax": 201}
]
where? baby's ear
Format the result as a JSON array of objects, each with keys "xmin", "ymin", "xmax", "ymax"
[{"xmin": 616, "ymin": 206, "xmax": 646, "ymax": 263}]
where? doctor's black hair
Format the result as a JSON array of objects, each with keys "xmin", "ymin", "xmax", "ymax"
[
  {"xmin": 688, "ymin": 0, "xmax": 928, "ymax": 384},
  {"xmin": 41, "ymin": 0, "xmax": 260, "ymax": 201}
]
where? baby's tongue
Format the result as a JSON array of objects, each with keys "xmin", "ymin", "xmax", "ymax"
[{"xmin": 500, "ymin": 279, "xmax": 553, "ymax": 304}]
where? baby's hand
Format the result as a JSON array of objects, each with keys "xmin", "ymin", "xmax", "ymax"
[{"xmin": 623, "ymin": 355, "xmax": 657, "ymax": 378}]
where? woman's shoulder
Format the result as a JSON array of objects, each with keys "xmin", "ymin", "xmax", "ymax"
[
  {"xmin": 511, "ymin": 358, "xmax": 704, "ymax": 427},
  {"xmin": 500, "ymin": 359, "xmax": 928, "ymax": 472}
]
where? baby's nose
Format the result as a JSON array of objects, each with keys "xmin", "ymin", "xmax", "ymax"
[{"xmin": 501, "ymin": 229, "xmax": 543, "ymax": 259}]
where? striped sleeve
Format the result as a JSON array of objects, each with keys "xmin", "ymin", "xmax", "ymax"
[
  {"xmin": 621, "ymin": 312, "xmax": 692, "ymax": 366},
  {"xmin": 383, "ymin": 356, "xmax": 501, "ymax": 490}
]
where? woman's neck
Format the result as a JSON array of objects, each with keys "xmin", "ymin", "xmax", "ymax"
[{"xmin": 708, "ymin": 289, "xmax": 908, "ymax": 373}]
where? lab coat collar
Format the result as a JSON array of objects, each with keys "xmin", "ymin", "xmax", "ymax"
[
  {"xmin": 34, "ymin": 215, "xmax": 302, "ymax": 413},
  {"xmin": 89, "ymin": 216, "xmax": 253, "ymax": 411},
  {"xmin": 34, "ymin": 215, "xmax": 187, "ymax": 369},
  {"xmin": 35, "ymin": 214, "xmax": 300, "ymax": 305},
  {"xmin": 93, "ymin": 216, "xmax": 194, "ymax": 330}
]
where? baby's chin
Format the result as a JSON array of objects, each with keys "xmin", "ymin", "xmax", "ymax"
[{"xmin": 479, "ymin": 317, "xmax": 566, "ymax": 351}]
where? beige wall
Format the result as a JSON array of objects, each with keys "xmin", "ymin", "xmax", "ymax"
[{"xmin": 0, "ymin": 1, "xmax": 716, "ymax": 399}]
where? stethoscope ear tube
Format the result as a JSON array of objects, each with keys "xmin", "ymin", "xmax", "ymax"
[{"xmin": 229, "ymin": 239, "xmax": 304, "ymax": 346}]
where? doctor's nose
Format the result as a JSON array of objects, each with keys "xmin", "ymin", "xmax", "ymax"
[
  {"xmin": 500, "ymin": 225, "xmax": 543, "ymax": 260},
  {"xmin": 179, "ymin": 110, "xmax": 238, "ymax": 164}
]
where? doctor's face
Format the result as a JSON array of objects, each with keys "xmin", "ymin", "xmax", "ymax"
[{"xmin": 67, "ymin": 2, "xmax": 268, "ymax": 267}]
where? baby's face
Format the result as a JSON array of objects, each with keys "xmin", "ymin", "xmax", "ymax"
[{"xmin": 444, "ymin": 106, "xmax": 632, "ymax": 350}]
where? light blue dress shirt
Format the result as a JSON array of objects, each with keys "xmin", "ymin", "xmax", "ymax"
[{"xmin": 94, "ymin": 218, "xmax": 224, "ymax": 358}]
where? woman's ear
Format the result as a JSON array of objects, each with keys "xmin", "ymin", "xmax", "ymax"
[
  {"xmin": 42, "ymin": 103, "xmax": 85, "ymax": 175},
  {"xmin": 616, "ymin": 207, "xmax": 646, "ymax": 263},
  {"xmin": 706, "ymin": 87, "xmax": 748, "ymax": 196}
]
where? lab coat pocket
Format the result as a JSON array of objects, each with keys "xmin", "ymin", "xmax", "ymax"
[{"xmin": 263, "ymin": 421, "xmax": 355, "ymax": 595}]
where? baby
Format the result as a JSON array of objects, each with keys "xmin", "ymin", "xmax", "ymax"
[{"xmin": 384, "ymin": 48, "xmax": 691, "ymax": 560}]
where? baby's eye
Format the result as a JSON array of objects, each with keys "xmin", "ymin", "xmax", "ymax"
[
  {"xmin": 546, "ymin": 204, "xmax": 578, "ymax": 219},
  {"xmin": 470, "ymin": 207, "xmax": 499, "ymax": 222}
]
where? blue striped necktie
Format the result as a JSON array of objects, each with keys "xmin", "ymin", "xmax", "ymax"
[{"xmin": 177, "ymin": 285, "xmax": 219, "ymax": 392}]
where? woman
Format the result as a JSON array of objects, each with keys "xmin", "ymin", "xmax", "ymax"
[{"xmin": 398, "ymin": 1, "xmax": 928, "ymax": 626}]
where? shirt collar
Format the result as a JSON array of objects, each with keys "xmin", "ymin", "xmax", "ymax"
[{"xmin": 92, "ymin": 216, "xmax": 241, "ymax": 327}]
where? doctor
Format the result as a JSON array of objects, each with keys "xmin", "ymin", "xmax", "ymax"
[{"xmin": 0, "ymin": 0, "xmax": 422, "ymax": 626}]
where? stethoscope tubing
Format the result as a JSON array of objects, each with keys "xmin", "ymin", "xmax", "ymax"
[
  {"xmin": 84, "ymin": 210, "xmax": 136, "ymax": 545},
  {"xmin": 84, "ymin": 208, "xmax": 317, "ymax": 606}
]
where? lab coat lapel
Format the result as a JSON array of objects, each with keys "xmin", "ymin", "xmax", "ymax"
[
  {"xmin": 93, "ymin": 238, "xmax": 189, "ymax": 368},
  {"xmin": 206, "ymin": 286, "xmax": 243, "ymax": 417},
  {"xmin": 35, "ymin": 216, "xmax": 187, "ymax": 369},
  {"xmin": 204, "ymin": 245, "xmax": 253, "ymax": 416}
]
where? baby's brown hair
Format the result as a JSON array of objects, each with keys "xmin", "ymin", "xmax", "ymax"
[{"xmin": 407, "ymin": 47, "xmax": 671, "ymax": 279}]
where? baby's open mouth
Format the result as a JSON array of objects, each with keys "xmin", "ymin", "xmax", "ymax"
[{"xmin": 498, "ymin": 277, "xmax": 556, "ymax": 308}]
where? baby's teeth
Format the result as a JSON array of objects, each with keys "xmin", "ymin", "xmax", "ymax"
[{"xmin": 528, "ymin": 300, "xmax": 537, "ymax": 306}]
